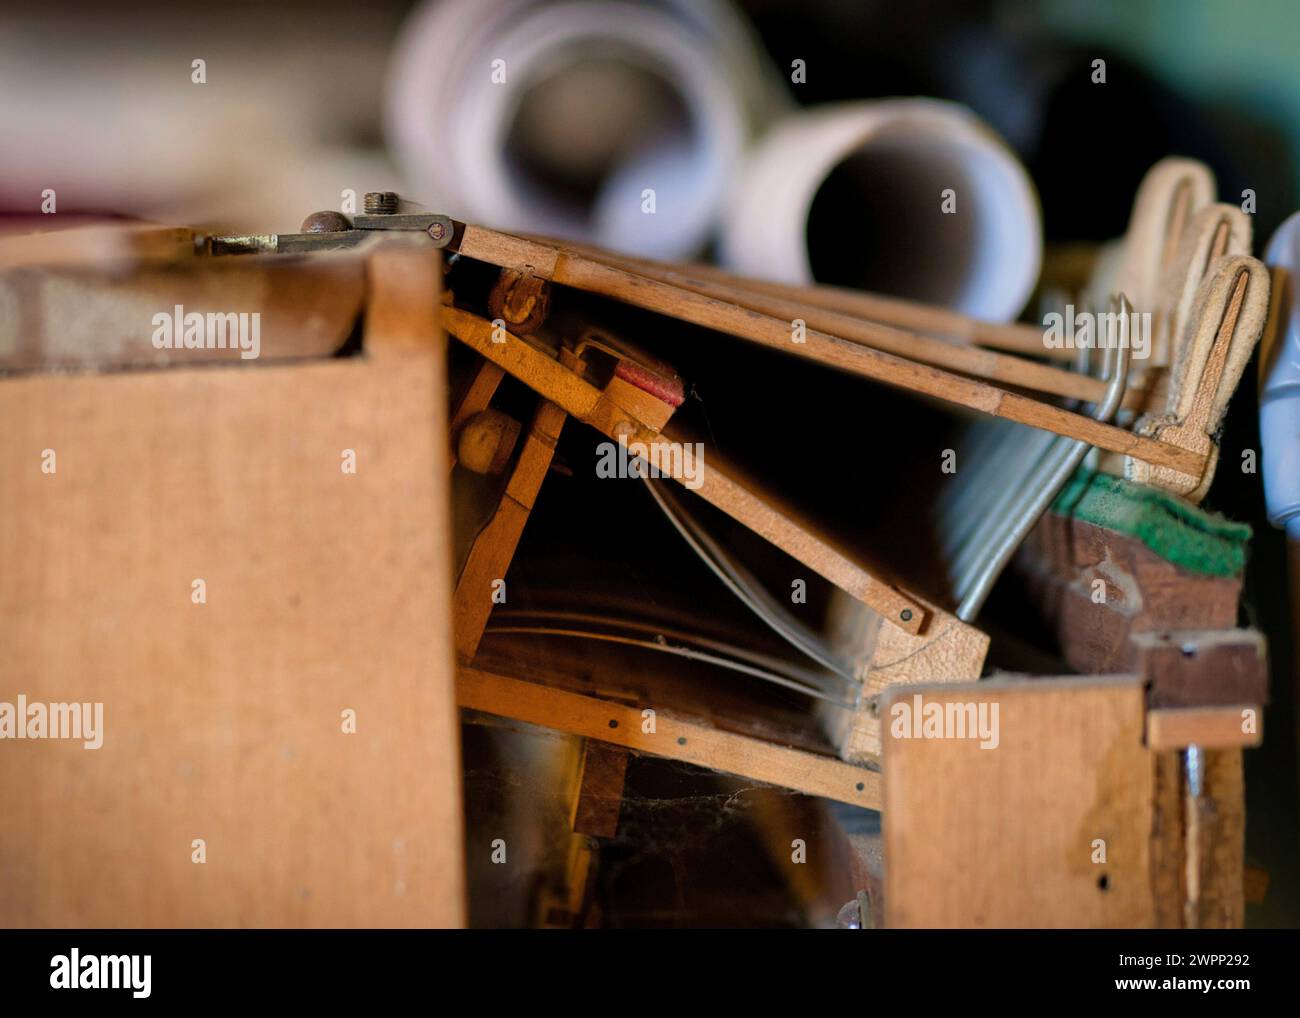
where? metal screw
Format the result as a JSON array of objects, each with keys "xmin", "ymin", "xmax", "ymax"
[
  {"xmin": 427, "ymin": 220, "xmax": 447, "ymax": 242},
  {"xmin": 900, "ymin": 609, "xmax": 913, "ymax": 622},
  {"xmin": 363, "ymin": 191, "xmax": 399, "ymax": 215}
]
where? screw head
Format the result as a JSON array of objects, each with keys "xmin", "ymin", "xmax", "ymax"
[
  {"xmin": 900, "ymin": 609, "xmax": 913, "ymax": 622},
  {"xmin": 427, "ymin": 221, "xmax": 447, "ymax": 242},
  {"xmin": 300, "ymin": 210, "xmax": 352, "ymax": 234}
]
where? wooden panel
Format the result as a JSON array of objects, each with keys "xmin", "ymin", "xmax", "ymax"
[
  {"xmin": 884, "ymin": 676, "xmax": 1156, "ymax": 927},
  {"xmin": 0, "ymin": 312, "xmax": 465, "ymax": 925},
  {"xmin": 1150, "ymin": 748, "xmax": 1246, "ymax": 928},
  {"xmin": 0, "ymin": 224, "xmax": 198, "ymax": 270}
]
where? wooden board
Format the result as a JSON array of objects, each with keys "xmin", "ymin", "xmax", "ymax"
[
  {"xmin": 0, "ymin": 254, "xmax": 364, "ymax": 372},
  {"xmin": 459, "ymin": 666, "xmax": 880, "ymax": 810},
  {"xmin": 0, "ymin": 247, "xmax": 465, "ymax": 927},
  {"xmin": 883, "ymin": 676, "xmax": 1157, "ymax": 927},
  {"xmin": 452, "ymin": 225, "xmax": 1207, "ymax": 477},
  {"xmin": 1147, "ymin": 706, "xmax": 1262, "ymax": 750}
]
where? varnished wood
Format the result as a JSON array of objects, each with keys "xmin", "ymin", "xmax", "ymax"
[
  {"xmin": 453, "ymin": 399, "xmax": 567, "ymax": 662},
  {"xmin": 458, "ymin": 666, "xmax": 881, "ymax": 809},
  {"xmin": 441, "ymin": 304, "xmax": 929, "ymax": 634},
  {"xmin": 1147, "ymin": 705, "xmax": 1262, "ymax": 750},
  {"xmin": 452, "ymin": 225, "xmax": 1207, "ymax": 477}
]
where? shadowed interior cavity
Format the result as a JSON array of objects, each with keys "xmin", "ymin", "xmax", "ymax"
[
  {"xmin": 806, "ymin": 136, "xmax": 999, "ymax": 309},
  {"xmin": 503, "ymin": 56, "xmax": 695, "ymax": 224}
]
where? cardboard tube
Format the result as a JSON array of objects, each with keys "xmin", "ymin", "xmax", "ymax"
[
  {"xmin": 720, "ymin": 99, "xmax": 1042, "ymax": 322},
  {"xmin": 386, "ymin": 0, "xmax": 782, "ymax": 260}
]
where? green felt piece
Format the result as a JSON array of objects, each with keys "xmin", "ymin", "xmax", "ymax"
[{"xmin": 1051, "ymin": 470, "xmax": 1250, "ymax": 578}]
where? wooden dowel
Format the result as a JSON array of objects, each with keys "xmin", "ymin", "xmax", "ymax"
[
  {"xmin": 538, "ymin": 234, "xmax": 1063, "ymax": 360},
  {"xmin": 557, "ymin": 251, "xmax": 1151, "ymax": 409},
  {"xmin": 451, "ymin": 225, "xmax": 1206, "ymax": 477},
  {"xmin": 441, "ymin": 305, "xmax": 928, "ymax": 633}
]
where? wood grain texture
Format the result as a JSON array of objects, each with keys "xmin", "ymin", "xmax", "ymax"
[
  {"xmin": 0, "ymin": 224, "xmax": 199, "ymax": 271},
  {"xmin": 1195, "ymin": 749, "xmax": 1245, "ymax": 928},
  {"xmin": 571, "ymin": 740, "xmax": 629, "ymax": 839},
  {"xmin": 1133, "ymin": 629, "xmax": 1268, "ymax": 710},
  {"xmin": 1022, "ymin": 512, "xmax": 1243, "ymax": 674},
  {"xmin": 0, "ymin": 253, "xmax": 465, "ymax": 927},
  {"xmin": 1128, "ymin": 261, "xmax": 1267, "ymax": 501},
  {"xmin": 0, "ymin": 255, "xmax": 364, "ymax": 372},
  {"xmin": 1147, "ymin": 706, "xmax": 1262, "ymax": 750},
  {"xmin": 1154, "ymin": 748, "xmax": 1247, "ymax": 928},
  {"xmin": 453, "ymin": 400, "xmax": 567, "ymax": 662},
  {"xmin": 454, "ymin": 225, "xmax": 1206, "ymax": 475},
  {"xmin": 528, "ymin": 233, "xmax": 1064, "ymax": 359},
  {"xmin": 458, "ymin": 666, "xmax": 881, "ymax": 809},
  {"xmin": 884, "ymin": 676, "xmax": 1156, "ymax": 928},
  {"xmin": 822, "ymin": 595, "xmax": 989, "ymax": 763},
  {"xmin": 559, "ymin": 248, "xmax": 1154, "ymax": 407},
  {"xmin": 441, "ymin": 305, "xmax": 927, "ymax": 633}
]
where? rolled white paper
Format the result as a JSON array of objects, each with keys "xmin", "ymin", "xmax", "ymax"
[
  {"xmin": 721, "ymin": 99, "xmax": 1042, "ymax": 322},
  {"xmin": 386, "ymin": 0, "xmax": 783, "ymax": 260}
]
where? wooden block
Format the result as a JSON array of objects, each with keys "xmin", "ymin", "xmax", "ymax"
[
  {"xmin": 883, "ymin": 676, "xmax": 1156, "ymax": 927},
  {"xmin": 821, "ymin": 594, "xmax": 989, "ymax": 764},
  {"xmin": 0, "ymin": 259, "xmax": 465, "ymax": 927},
  {"xmin": 1150, "ymin": 751, "xmax": 1186, "ymax": 927},
  {"xmin": 571, "ymin": 741, "xmax": 629, "ymax": 839},
  {"xmin": 1147, "ymin": 706, "xmax": 1262, "ymax": 750},
  {"xmin": 1133, "ymin": 630, "xmax": 1268, "ymax": 709},
  {"xmin": 1244, "ymin": 864, "xmax": 1270, "ymax": 905},
  {"xmin": 1023, "ymin": 513, "xmax": 1242, "ymax": 673},
  {"xmin": 602, "ymin": 374, "xmax": 675, "ymax": 432}
]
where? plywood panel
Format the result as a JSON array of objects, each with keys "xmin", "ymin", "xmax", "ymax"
[
  {"xmin": 0, "ymin": 341, "xmax": 465, "ymax": 925},
  {"xmin": 883, "ymin": 676, "xmax": 1156, "ymax": 927}
]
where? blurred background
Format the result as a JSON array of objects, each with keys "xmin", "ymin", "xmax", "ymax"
[{"xmin": 3, "ymin": 0, "xmax": 1297, "ymax": 926}]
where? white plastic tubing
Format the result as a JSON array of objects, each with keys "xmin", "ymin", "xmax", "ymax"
[{"xmin": 387, "ymin": 2, "xmax": 1043, "ymax": 320}]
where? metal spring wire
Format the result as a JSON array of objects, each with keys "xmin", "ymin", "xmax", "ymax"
[{"xmin": 952, "ymin": 301, "xmax": 1132, "ymax": 621}]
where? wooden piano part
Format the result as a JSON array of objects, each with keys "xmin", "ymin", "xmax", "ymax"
[{"xmin": 446, "ymin": 221, "xmax": 1210, "ymax": 480}]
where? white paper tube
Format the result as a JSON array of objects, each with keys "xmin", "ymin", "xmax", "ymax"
[
  {"xmin": 720, "ymin": 99, "xmax": 1042, "ymax": 322},
  {"xmin": 386, "ymin": 0, "xmax": 783, "ymax": 261}
]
